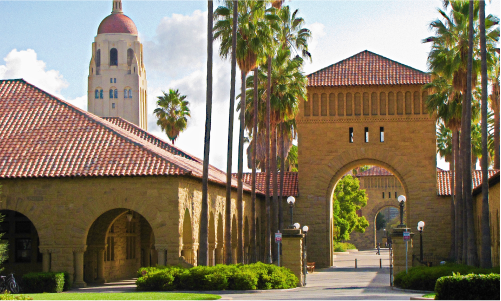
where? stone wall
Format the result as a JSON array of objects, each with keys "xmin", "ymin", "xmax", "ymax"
[{"xmin": 473, "ymin": 182, "xmax": 500, "ymax": 267}]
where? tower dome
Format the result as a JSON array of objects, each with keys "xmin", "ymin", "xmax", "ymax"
[{"xmin": 97, "ymin": 0, "xmax": 138, "ymax": 35}]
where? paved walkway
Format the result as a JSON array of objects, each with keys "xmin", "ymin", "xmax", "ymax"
[{"xmin": 69, "ymin": 249, "xmax": 427, "ymax": 300}]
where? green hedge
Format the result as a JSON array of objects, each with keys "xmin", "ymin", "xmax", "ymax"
[
  {"xmin": 136, "ymin": 262, "xmax": 298, "ymax": 291},
  {"xmin": 333, "ymin": 242, "xmax": 356, "ymax": 252},
  {"xmin": 435, "ymin": 273, "xmax": 500, "ymax": 300},
  {"xmin": 394, "ymin": 263, "xmax": 500, "ymax": 291},
  {"xmin": 22, "ymin": 272, "xmax": 64, "ymax": 293}
]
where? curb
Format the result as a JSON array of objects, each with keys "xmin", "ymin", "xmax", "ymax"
[{"xmin": 392, "ymin": 287, "xmax": 434, "ymax": 294}]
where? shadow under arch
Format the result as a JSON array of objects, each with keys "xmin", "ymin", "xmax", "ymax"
[
  {"xmin": 373, "ymin": 205, "xmax": 401, "ymax": 249},
  {"xmin": 84, "ymin": 208, "xmax": 155, "ymax": 283}
]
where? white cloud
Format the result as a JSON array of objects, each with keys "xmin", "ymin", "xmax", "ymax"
[
  {"xmin": 0, "ymin": 49, "xmax": 68, "ymax": 97},
  {"xmin": 66, "ymin": 95, "xmax": 88, "ymax": 111}
]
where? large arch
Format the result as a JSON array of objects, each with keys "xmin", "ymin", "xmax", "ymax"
[{"xmin": 84, "ymin": 208, "xmax": 155, "ymax": 283}]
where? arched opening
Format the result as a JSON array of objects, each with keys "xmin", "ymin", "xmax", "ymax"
[
  {"xmin": 0, "ymin": 210, "xmax": 42, "ymax": 275},
  {"xmin": 84, "ymin": 208, "xmax": 154, "ymax": 283},
  {"xmin": 110, "ymin": 48, "xmax": 118, "ymax": 66},
  {"xmin": 215, "ymin": 213, "xmax": 224, "ymax": 264},
  {"xmin": 181, "ymin": 209, "xmax": 194, "ymax": 265},
  {"xmin": 208, "ymin": 213, "xmax": 216, "ymax": 266},
  {"xmin": 244, "ymin": 217, "xmax": 250, "ymax": 263},
  {"xmin": 96, "ymin": 49, "xmax": 101, "ymax": 68},
  {"xmin": 329, "ymin": 163, "xmax": 408, "ymax": 253},
  {"xmin": 231, "ymin": 215, "xmax": 237, "ymax": 264},
  {"xmin": 374, "ymin": 206, "xmax": 400, "ymax": 248}
]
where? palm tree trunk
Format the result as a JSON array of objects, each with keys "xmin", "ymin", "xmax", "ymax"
[
  {"xmin": 265, "ymin": 55, "xmax": 272, "ymax": 264},
  {"xmin": 225, "ymin": 0, "xmax": 238, "ymax": 265},
  {"xmin": 237, "ymin": 69, "xmax": 247, "ymax": 264},
  {"xmin": 450, "ymin": 136, "xmax": 456, "ymax": 261},
  {"xmin": 279, "ymin": 122, "xmax": 285, "ymax": 233},
  {"xmin": 455, "ymin": 129, "xmax": 463, "ymax": 263},
  {"xmin": 494, "ymin": 103, "xmax": 500, "ymax": 169},
  {"xmin": 464, "ymin": 0, "xmax": 478, "ymax": 266},
  {"xmin": 271, "ymin": 121, "xmax": 278, "ymax": 263},
  {"xmin": 251, "ymin": 67, "xmax": 258, "ymax": 263},
  {"xmin": 479, "ymin": 0, "xmax": 492, "ymax": 268},
  {"xmin": 199, "ymin": 0, "xmax": 214, "ymax": 266}
]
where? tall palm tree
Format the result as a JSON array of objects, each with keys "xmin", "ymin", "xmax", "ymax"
[
  {"xmin": 215, "ymin": 0, "xmax": 270, "ymax": 263},
  {"xmin": 154, "ymin": 89, "xmax": 190, "ymax": 145},
  {"xmin": 490, "ymin": 52, "xmax": 500, "ymax": 169},
  {"xmin": 199, "ymin": 0, "xmax": 214, "ymax": 267}
]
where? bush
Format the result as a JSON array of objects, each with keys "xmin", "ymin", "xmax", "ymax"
[
  {"xmin": 394, "ymin": 263, "xmax": 500, "ymax": 291},
  {"xmin": 435, "ymin": 273, "xmax": 500, "ymax": 300},
  {"xmin": 62, "ymin": 272, "xmax": 71, "ymax": 291},
  {"xmin": 333, "ymin": 242, "xmax": 356, "ymax": 252},
  {"xmin": 0, "ymin": 292, "xmax": 32, "ymax": 300},
  {"xmin": 135, "ymin": 263, "xmax": 298, "ymax": 291},
  {"xmin": 22, "ymin": 272, "xmax": 64, "ymax": 293}
]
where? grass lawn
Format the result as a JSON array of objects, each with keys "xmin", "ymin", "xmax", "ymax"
[
  {"xmin": 422, "ymin": 293, "xmax": 436, "ymax": 299},
  {"xmin": 23, "ymin": 292, "xmax": 221, "ymax": 300}
]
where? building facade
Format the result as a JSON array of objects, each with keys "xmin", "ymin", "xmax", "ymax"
[{"xmin": 87, "ymin": 0, "xmax": 148, "ymax": 130}]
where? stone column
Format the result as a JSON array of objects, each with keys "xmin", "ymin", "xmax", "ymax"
[
  {"xmin": 282, "ymin": 228, "xmax": 304, "ymax": 287},
  {"xmin": 41, "ymin": 250, "xmax": 51, "ymax": 272},
  {"xmin": 73, "ymin": 246, "xmax": 87, "ymax": 288},
  {"xmin": 209, "ymin": 243, "xmax": 216, "ymax": 266},
  {"xmin": 95, "ymin": 248, "xmax": 105, "ymax": 283},
  {"xmin": 391, "ymin": 227, "xmax": 414, "ymax": 275}
]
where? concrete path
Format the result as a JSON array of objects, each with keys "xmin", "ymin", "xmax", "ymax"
[{"xmin": 69, "ymin": 249, "xmax": 427, "ymax": 300}]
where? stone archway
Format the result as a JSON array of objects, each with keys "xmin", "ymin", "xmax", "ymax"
[
  {"xmin": 181, "ymin": 208, "xmax": 194, "ymax": 265},
  {"xmin": 373, "ymin": 206, "xmax": 400, "ymax": 248},
  {"xmin": 215, "ymin": 213, "xmax": 224, "ymax": 264},
  {"xmin": 231, "ymin": 215, "xmax": 237, "ymax": 264},
  {"xmin": 84, "ymin": 208, "xmax": 155, "ymax": 283},
  {"xmin": 208, "ymin": 213, "xmax": 216, "ymax": 266}
]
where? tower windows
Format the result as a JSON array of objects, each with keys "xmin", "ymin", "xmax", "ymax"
[
  {"xmin": 109, "ymin": 89, "xmax": 114, "ymax": 98},
  {"xmin": 96, "ymin": 49, "xmax": 101, "ymax": 67},
  {"xmin": 112, "ymin": 103, "xmax": 115, "ymax": 109},
  {"xmin": 124, "ymin": 89, "xmax": 128, "ymax": 98},
  {"xmin": 349, "ymin": 127, "xmax": 354, "ymax": 143},
  {"xmin": 380, "ymin": 127, "xmax": 384, "ymax": 142},
  {"xmin": 382, "ymin": 192, "xmax": 385, "ymax": 199},
  {"xmin": 110, "ymin": 48, "xmax": 118, "ymax": 66},
  {"xmin": 100, "ymin": 89, "xmax": 103, "ymax": 99},
  {"xmin": 364, "ymin": 127, "xmax": 369, "ymax": 143},
  {"xmin": 114, "ymin": 89, "xmax": 118, "ymax": 98},
  {"xmin": 110, "ymin": 78, "xmax": 116, "ymax": 83},
  {"xmin": 128, "ymin": 89, "xmax": 132, "ymax": 98},
  {"xmin": 110, "ymin": 78, "xmax": 112, "ymax": 83},
  {"xmin": 124, "ymin": 88, "xmax": 132, "ymax": 98},
  {"xmin": 95, "ymin": 89, "xmax": 99, "ymax": 99}
]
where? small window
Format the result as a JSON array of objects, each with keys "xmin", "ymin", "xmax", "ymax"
[
  {"xmin": 95, "ymin": 89, "xmax": 99, "ymax": 99},
  {"xmin": 349, "ymin": 127, "xmax": 354, "ymax": 143},
  {"xmin": 114, "ymin": 78, "xmax": 116, "ymax": 83},
  {"xmin": 364, "ymin": 127, "xmax": 369, "ymax": 143},
  {"xmin": 109, "ymin": 89, "xmax": 114, "ymax": 99},
  {"xmin": 395, "ymin": 192, "xmax": 397, "ymax": 198},
  {"xmin": 380, "ymin": 127, "xmax": 384, "ymax": 142},
  {"xmin": 388, "ymin": 192, "xmax": 391, "ymax": 198},
  {"xmin": 128, "ymin": 89, "xmax": 132, "ymax": 98},
  {"xmin": 114, "ymin": 89, "xmax": 118, "ymax": 98},
  {"xmin": 112, "ymin": 103, "xmax": 115, "ymax": 109},
  {"xmin": 382, "ymin": 192, "xmax": 385, "ymax": 199},
  {"xmin": 110, "ymin": 78, "xmax": 113, "ymax": 84},
  {"xmin": 124, "ymin": 89, "xmax": 128, "ymax": 98},
  {"xmin": 100, "ymin": 90, "xmax": 103, "ymax": 99},
  {"xmin": 110, "ymin": 48, "xmax": 118, "ymax": 66}
]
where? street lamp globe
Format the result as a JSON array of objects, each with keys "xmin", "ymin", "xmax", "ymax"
[
  {"xmin": 397, "ymin": 195, "xmax": 406, "ymax": 204},
  {"xmin": 302, "ymin": 225, "xmax": 309, "ymax": 233},
  {"xmin": 417, "ymin": 221, "xmax": 425, "ymax": 231},
  {"xmin": 294, "ymin": 222, "xmax": 300, "ymax": 229},
  {"xmin": 287, "ymin": 196, "xmax": 296, "ymax": 206}
]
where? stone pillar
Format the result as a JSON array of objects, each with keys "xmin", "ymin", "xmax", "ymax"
[
  {"xmin": 391, "ymin": 227, "xmax": 414, "ymax": 275},
  {"xmin": 41, "ymin": 250, "xmax": 51, "ymax": 272},
  {"xmin": 73, "ymin": 246, "xmax": 87, "ymax": 288},
  {"xmin": 157, "ymin": 248, "xmax": 166, "ymax": 266},
  {"xmin": 282, "ymin": 228, "xmax": 304, "ymax": 287},
  {"xmin": 209, "ymin": 243, "xmax": 216, "ymax": 266},
  {"xmin": 95, "ymin": 248, "xmax": 105, "ymax": 283}
]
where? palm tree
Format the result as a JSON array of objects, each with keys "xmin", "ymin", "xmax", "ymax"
[
  {"xmin": 214, "ymin": 0, "xmax": 271, "ymax": 263},
  {"xmin": 489, "ymin": 52, "xmax": 500, "ymax": 169},
  {"xmin": 154, "ymin": 89, "xmax": 190, "ymax": 145},
  {"xmin": 199, "ymin": 0, "xmax": 214, "ymax": 266}
]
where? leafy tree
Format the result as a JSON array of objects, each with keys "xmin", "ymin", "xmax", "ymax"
[
  {"xmin": 153, "ymin": 89, "xmax": 190, "ymax": 145},
  {"xmin": 332, "ymin": 175, "xmax": 369, "ymax": 242},
  {"xmin": 376, "ymin": 213, "xmax": 386, "ymax": 231}
]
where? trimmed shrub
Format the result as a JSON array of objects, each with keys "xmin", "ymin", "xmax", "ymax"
[
  {"xmin": 435, "ymin": 273, "xmax": 500, "ymax": 300},
  {"xmin": 394, "ymin": 264, "xmax": 500, "ymax": 291},
  {"xmin": 135, "ymin": 263, "xmax": 298, "ymax": 291},
  {"xmin": 22, "ymin": 272, "xmax": 64, "ymax": 293},
  {"xmin": 333, "ymin": 242, "xmax": 356, "ymax": 252},
  {"xmin": 62, "ymin": 272, "xmax": 71, "ymax": 291}
]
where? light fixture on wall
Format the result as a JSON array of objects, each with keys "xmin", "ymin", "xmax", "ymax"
[
  {"xmin": 294, "ymin": 222, "xmax": 301, "ymax": 230},
  {"xmin": 302, "ymin": 225, "xmax": 309, "ymax": 286},
  {"xmin": 126, "ymin": 210, "xmax": 133, "ymax": 222},
  {"xmin": 397, "ymin": 195, "xmax": 406, "ymax": 227},
  {"xmin": 287, "ymin": 196, "xmax": 296, "ymax": 228},
  {"xmin": 417, "ymin": 221, "xmax": 425, "ymax": 262}
]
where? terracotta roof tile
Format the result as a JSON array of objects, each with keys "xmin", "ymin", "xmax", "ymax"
[
  {"xmin": 437, "ymin": 169, "xmax": 500, "ymax": 196},
  {"xmin": 355, "ymin": 166, "xmax": 393, "ymax": 177},
  {"xmin": 235, "ymin": 172, "xmax": 298, "ymax": 197},
  {"xmin": 0, "ymin": 79, "xmax": 253, "ymax": 193},
  {"xmin": 307, "ymin": 50, "xmax": 431, "ymax": 87}
]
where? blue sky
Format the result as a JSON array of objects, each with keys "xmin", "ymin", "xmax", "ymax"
[{"xmin": 0, "ymin": 0, "xmax": 499, "ymax": 171}]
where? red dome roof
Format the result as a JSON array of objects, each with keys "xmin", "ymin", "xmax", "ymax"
[{"xmin": 98, "ymin": 13, "xmax": 138, "ymax": 35}]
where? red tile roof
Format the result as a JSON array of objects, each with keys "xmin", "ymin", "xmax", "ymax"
[
  {"xmin": 0, "ymin": 79, "xmax": 253, "ymax": 193},
  {"xmin": 355, "ymin": 166, "xmax": 393, "ymax": 177},
  {"xmin": 98, "ymin": 13, "xmax": 138, "ymax": 35},
  {"xmin": 307, "ymin": 50, "xmax": 431, "ymax": 87},
  {"xmin": 437, "ymin": 169, "xmax": 500, "ymax": 196},
  {"xmin": 236, "ymin": 172, "xmax": 298, "ymax": 196}
]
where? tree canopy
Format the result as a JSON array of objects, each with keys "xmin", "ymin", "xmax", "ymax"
[{"xmin": 332, "ymin": 175, "xmax": 369, "ymax": 242}]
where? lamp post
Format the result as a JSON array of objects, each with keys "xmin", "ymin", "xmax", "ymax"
[
  {"xmin": 287, "ymin": 196, "xmax": 296, "ymax": 228},
  {"xmin": 417, "ymin": 221, "xmax": 425, "ymax": 262},
  {"xmin": 397, "ymin": 195, "xmax": 406, "ymax": 227},
  {"xmin": 294, "ymin": 222, "xmax": 300, "ymax": 229},
  {"xmin": 302, "ymin": 225, "xmax": 308, "ymax": 286}
]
